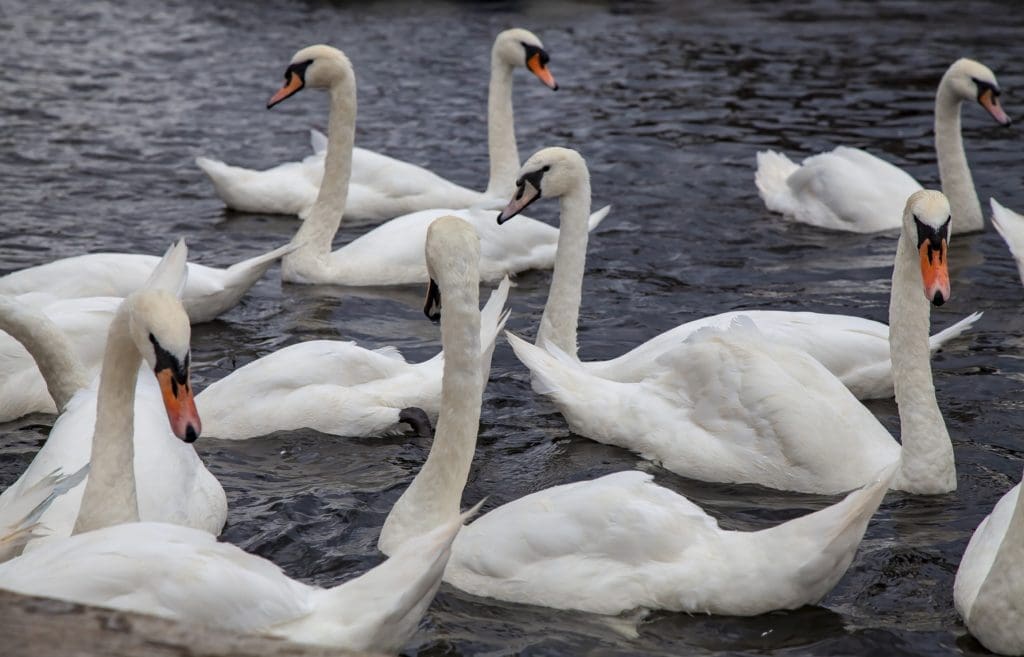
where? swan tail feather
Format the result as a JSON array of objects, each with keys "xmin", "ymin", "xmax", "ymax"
[
  {"xmin": 752, "ymin": 462, "xmax": 895, "ymax": 605},
  {"xmin": 755, "ymin": 150, "xmax": 800, "ymax": 215},
  {"xmin": 990, "ymin": 198, "xmax": 1024, "ymax": 286},
  {"xmin": 480, "ymin": 277, "xmax": 512, "ymax": 353},
  {"xmin": 506, "ymin": 331, "xmax": 582, "ymax": 397},
  {"xmin": 309, "ymin": 128, "xmax": 328, "ymax": 155},
  {"xmin": 928, "ymin": 312, "xmax": 983, "ymax": 353},
  {"xmin": 224, "ymin": 242, "xmax": 299, "ymax": 281},
  {"xmin": 144, "ymin": 239, "xmax": 189, "ymax": 298},
  {"xmin": 587, "ymin": 205, "xmax": 612, "ymax": 232},
  {"xmin": 0, "ymin": 465, "xmax": 89, "ymax": 562}
]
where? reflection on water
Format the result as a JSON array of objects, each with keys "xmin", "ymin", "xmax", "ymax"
[{"xmin": 2, "ymin": 0, "xmax": 1024, "ymax": 655}]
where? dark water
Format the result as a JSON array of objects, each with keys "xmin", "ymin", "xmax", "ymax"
[{"xmin": 2, "ymin": 0, "xmax": 1024, "ymax": 655}]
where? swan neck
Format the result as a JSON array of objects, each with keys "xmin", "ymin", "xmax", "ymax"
[
  {"xmin": 537, "ymin": 185, "xmax": 591, "ymax": 358},
  {"xmin": 287, "ymin": 80, "xmax": 356, "ymax": 270},
  {"xmin": 0, "ymin": 297, "xmax": 88, "ymax": 411},
  {"xmin": 73, "ymin": 304, "xmax": 141, "ymax": 534},
  {"xmin": 485, "ymin": 57, "xmax": 519, "ymax": 199},
  {"xmin": 890, "ymin": 233, "xmax": 955, "ymax": 493},
  {"xmin": 380, "ymin": 274, "xmax": 481, "ymax": 553},
  {"xmin": 935, "ymin": 80, "xmax": 983, "ymax": 233}
]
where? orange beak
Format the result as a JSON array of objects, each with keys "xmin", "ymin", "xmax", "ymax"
[
  {"xmin": 979, "ymin": 87, "xmax": 1012, "ymax": 126},
  {"xmin": 268, "ymin": 71, "xmax": 304, "ymax": 109},
  {"xmin": 527, "ymin": 53, "xmax": 558, "ymax": 90},
  {"xmin": 919, "ymin": 239, "xmax": 951, "ymax": 306},
  {"xmin": 157, "ymin": 368, "xmax": 201, "ymax": 443}
]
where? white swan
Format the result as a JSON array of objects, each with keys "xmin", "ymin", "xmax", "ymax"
[
  {"xmin": 756, "ymin": 58, "xmax": 1010, "ymax": 233},
  {"xmin": 0, "ymin": 242, "xmax": 294, "ymax": 324},
  {"xmin": 499, "ymin": 147, "xmax": 976, "ymax": 398},
  {"xmin": 0, "ymin": 242, "xmax": 227, "ymax": 547},
  {"xmin": 378, "ymin": 214, "xmax": 895, "ymax": 617},
  {"xmin": 196, "ymin": 28, "xmax": 558, "ymax": 221},
  {"xmin": 196, "ymin": 277, "xmax": 509, "ymax": 439},
  {"xmin": 0, "ymin": 271, "xmax": 470, "ymax": 654},
  {"xmin": 954, "ymin": 471, "xmax": 1024, "ymax": 655},
  {"xmin": 263, "ymin": 44, "xmax": 607, "ymax": 287},
  {"xmin": 991, "ymin": 198, "xmax": 1024, "ymax": 287},
  {"xmin": 502, "ymin": 153, "xmax": 958, "ymax": 494}
]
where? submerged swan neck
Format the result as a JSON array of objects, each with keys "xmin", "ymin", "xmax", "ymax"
[
  {"xmin": 889, "ymin": 232, "xmax": 955, "ymax": 494},
  {"xmin": 537, "ymin": 184, "xmax": 591, "ymax": 358},
  {"xmin": 286, "ymin": 79, "xmax": 356, "ymax": 274},
  {"xmin": 73, "ymin": 303, "xmax": 142, "ymax": 534},
  {"xmin": 379, "ymin": 269, "xmax": 482, "ymax": 553},
  {"xmin": 485, "ymin": 55, "xmax": 519, "ymax": 199},
  {"xmin": 935, "ymin": 78, "xmax": 983, "ymax": 233},
  {"xmin": 0, "ymin": 297, "xmax": 88, "ymax": 411}
]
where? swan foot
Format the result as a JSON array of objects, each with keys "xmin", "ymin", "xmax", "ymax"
[{"xmin": 399, "ymin": 407, "xmax": 432, "ymax": 437}]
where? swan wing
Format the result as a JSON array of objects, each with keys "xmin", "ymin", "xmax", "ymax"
[
  {"xmin": 195, "ymin": 155, "xmax": 321, "ymax": 217},
  {"xmin": 955, "ymin": 483, "xmax": 1021, "ymax": 619},
  {"xmin": 990, "ymin": 198, "xmax": 1024, "ymax": 287}
]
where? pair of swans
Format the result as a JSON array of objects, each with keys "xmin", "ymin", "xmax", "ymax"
[
  {"xmin": 1, "ymin": 244, "xmax": 509, "ymax": 449},
  {"xmin": 0, "ymin": 237, "xmax": 475, "ymax": 654},
  {"xmin": 756, "ymin": 58, "xmax": 1011, "ymax": 233},
  {"xmin": 0, "ymin": 243, "xmax": 226, "ymax": 550},
  {"xmin": 374, "ymin": 214, "xmax": 893, "ymax": 618},
  {"xmin": 197, "ymin": 28, "xmax": 558, "ymax": 221},
  {"xmin": 500, "ymin": 147, "xmax": 968, "ymax": 494},
  {"xmin": 252, "ymin": 43, "xmax": 608, "ymax": 287}
]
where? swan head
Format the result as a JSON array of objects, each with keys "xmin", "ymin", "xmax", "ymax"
[
  {"xmin": 268, "ymin": 45, "xmax": 353, "ymax": 108},
  {"xmin": 944, "ymin": 58, "xmax": 1011, "ymax": 126},
  {"xmin": 494, "ymin": 28, "xmax": 558, "ymax": 90},
  {"xmin": 497, "ymin": 147, "xmax": 588, "ymax": 223},
  {"xmin": 127, "ymin": 290, "xmax": 201, "ymax": 443},
  {"xmin": 904, "ymin": 190, "xmax": 952, "ymax": 307},
  {"xmin": 423, "ymin": 216, "xmax": 481, "ymax": 321}
]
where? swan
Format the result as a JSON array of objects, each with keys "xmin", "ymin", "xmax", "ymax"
[
  {"xmin": 196, "ymin": 277, "xmax": 510, "ymax": 439},
  {"xmin": 263, "ymin": 44, "xmax": 608, "ymax": 287},
  {"xmin": 756, "ymin": 58, "xmax": 1011, "ymax": 233},
  {"xmin": 502, "ymin": 152, "xmax": 959, "ymax": 494},
  {"xmin": 991, "ymin": 198, "xmax": 1024, "ymax": 287},
  {"xmin": 954, "ymin": 470, "xmax": 1024, "ymax": 655},
  {"xmin": 0, "ymin": 241, "xmax": 294, "ymax": 324},
  {"xmin": 0, "ymin": 269, "xmax": 470, "ymax": 654},
  {"xmin": 0, "ymin": 466, "xmax": 88, "ymax": 563},
  {"xmin": 0, "ymin": 242, "xmax": 227, "ymax": 547},
  {"xmin": 499, "ymin": 147, "xmax": 976, "ymax": 399},
  {"xmin": 378, "ymin": 214, "xmax": 895, "ymax": 617},
  {"xmin": 196, "ymin": 28, "xmax": 558, "ymax": 221}
]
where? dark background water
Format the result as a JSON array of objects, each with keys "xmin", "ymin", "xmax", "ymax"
[{"xmin": 2, "ymin": 0, "xmax": 1024, "ymax": 655}]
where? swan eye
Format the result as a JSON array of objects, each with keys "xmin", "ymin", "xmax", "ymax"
[{"xmin": 542, "ymin": 165, "xmax": 551, "ymax": 172}]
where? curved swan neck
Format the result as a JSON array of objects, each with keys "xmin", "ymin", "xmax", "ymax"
[
  {"xmin": 889, "ymin": 233, "xmax": 955, "ymax": 494},
  {"xmin": 379, "ymin": 272, "xmax": 482, "ymax": 553},
  {"xmin": 73, "ymin": 303, "xmax": 142, "ymax": 534},
  {"xmin": 0, "ymin": 297, "xmax": 88, "ymax": 411},
  {"xmin": 285, "ymin": 79, "xmax": 356, "ymax": 275},
  {"xmin": 484, "ymin": 54, "xmax": 520, "ymax": 199},
  {"xmin": 537, "ymin": 184, "xmax": 592, "ymax": 358},
  {"xmin": 935, "ymin": 77, "xmax": 983, "ymax": 233}
]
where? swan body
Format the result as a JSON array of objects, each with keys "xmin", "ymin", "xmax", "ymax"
[
  {"xmin": 955, "ymin": 479, "xmax": 1024, "ymax": 655},
  {"xmin": 197, "ymin": 278, "xmax": 510, "ymax": 439},
  {"xmin": 498, "ymin": 148, "xmax": 958, "ymax": 495},
  {"xmin": 582, "ymin": 308, "xmax": 979, "ymax": 400},
  {"xmin": 991, "ymin": 198, "xmax": 1024, "ymax": 287},
  {"xmin": 447, "ymin": 468, "xmax": 893, "ymax": 615},
  {"xmin": 0, "ymin": 243, "xmax": 295, "ymax": 323},
  {"xmin": 378, "ymin": 215, "xmax": 894, "ymax": 617},
  {"xmin": 756, "ymin": 58, "xmax": 1010, "ymax": 233},
  {"xmin": 0, "ymin": 513, "xmax": 467, "ymax": 653},
  {"xmin": 0, "ymin": 243, "xmax": 227, "ymax": 549},
  {"xmin": 197, "ymin": 29, "xmax": 557, "ymax": 221},
  {"xmin": 262, "ymin": 44, "xmax": 607, "ymax": 287}
]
